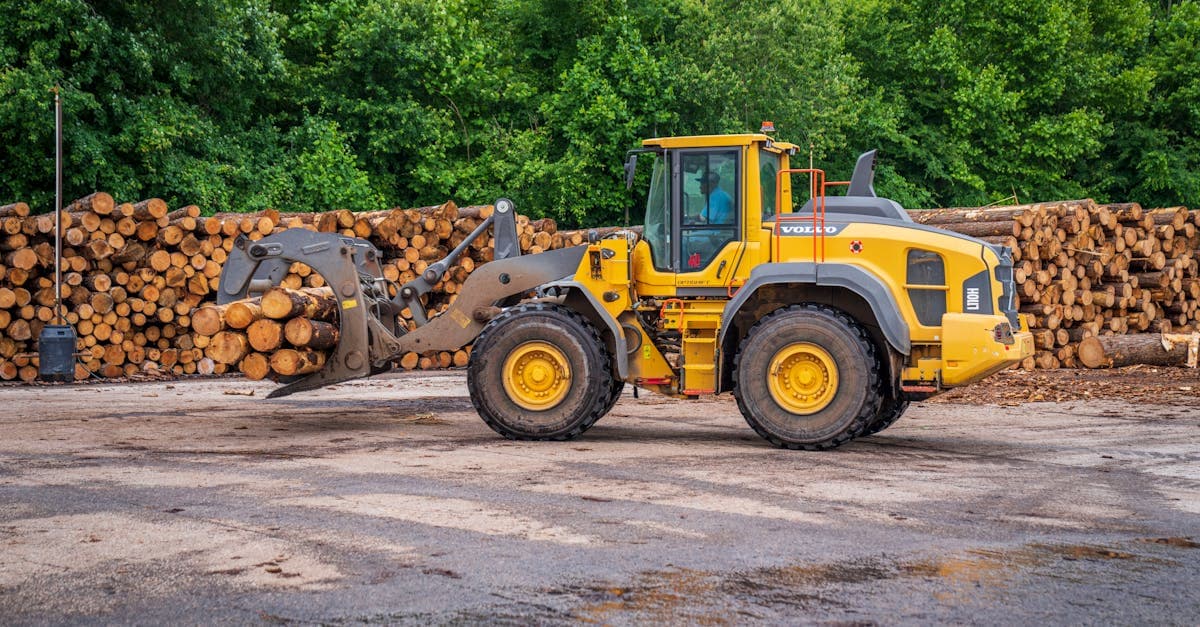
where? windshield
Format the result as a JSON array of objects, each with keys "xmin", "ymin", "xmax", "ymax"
[{"xmin": 642, "ymin": 153, "xmax": 671, "ymax": 271}]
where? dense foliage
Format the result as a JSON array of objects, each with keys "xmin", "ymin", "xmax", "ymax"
[{"xmin": 2, "ymin": 0, "xmax": 1198, "ymax": 226}]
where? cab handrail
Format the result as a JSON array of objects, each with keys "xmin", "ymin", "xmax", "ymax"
[{"xmin": 774, "ymin": 168, "xmax": 837, "ymax": 263}]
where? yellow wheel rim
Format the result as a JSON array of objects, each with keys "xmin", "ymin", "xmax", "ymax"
[
  {"xmin": 503, "ymin": 341, "xmax": 572, "ymax": 411},
  {"xmin": 767, "ymin": 342, "xmax": 838, "ymax": 415}
]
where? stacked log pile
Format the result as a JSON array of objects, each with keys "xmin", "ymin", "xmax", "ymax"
[
  {"xmin": 190, "ymin": 285, "xmax": 474, "ymax": 380},
  {"xmin": 0, "ymin": 195, "xmax": 572, "ymax": 382},
  {"xmin": 910, "ymin": 200, "xmax": 1200, "ymax": 369},
  {"xmin": 264, "ymin": 201, "xmax": 572, "ymax": 335},
  {"xmin": 0, "ymin": 194, "xmax": 222, "ymax": 381}
]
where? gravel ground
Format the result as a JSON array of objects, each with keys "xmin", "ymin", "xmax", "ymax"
[{"xmin": 1, "ymin": 370, "xmax": 1197, "ymax": 624}]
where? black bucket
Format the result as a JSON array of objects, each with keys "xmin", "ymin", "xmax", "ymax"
[{"xmin": 38, "ymin": 324, "xmax": 77, "ymax": 383}]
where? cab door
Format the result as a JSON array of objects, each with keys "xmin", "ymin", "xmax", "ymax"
[{"xmin": 672, "ymin": 148, "xmax": 744, "ymax": 291}]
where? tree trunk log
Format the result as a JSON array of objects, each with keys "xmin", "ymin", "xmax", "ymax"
[
  {"xmin": 1078, "ymin": 333, "xmax": 1198, "ymax": 368},
  {"xmin": 131, "ymin": 198, "xmax": 169, "ymax": 220},
  {"xmin": 260, "ymin": 287, "xmax": 337, "ymax": 320},
  {"xmin": 65, "ymin": 192, "xmax": 115, "ymax": 216},
  {"xmin": 283, "ymin": 317, "xmax": 339, "ymax": 350},
  {"xmin": 224, "ymin": 300, "xmax": 264, "ymax": 329},
  {"xmin": 205, "ymin": 331, "xmax": 249, "ymax": 365},
  {"xmin": 270, "ymin": 348, "xmax": 326, "ymax": 376},
  {"xmin": 0, "ymin": 202, "xmax": 30, "ymax": 218},
  {"xmin": 239, "ymin": 352, "xmax": 272, "ymax": 381},
  {"xmin": 246, "ymin": 319, "xmax": 284, "ymax": 352}
]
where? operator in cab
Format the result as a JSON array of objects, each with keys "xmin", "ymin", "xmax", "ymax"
[
  {"xmin": 680, "ymin": 169, "xmax": 736, "ymax": 269},
  {"xmin": 698, "ymin": 171, "xmax": 733, "ymax": 224}
]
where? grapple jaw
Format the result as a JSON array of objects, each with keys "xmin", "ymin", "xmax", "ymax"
[{"xmin": 220, "ymin": 229, "xmax": 395, "ymax": 398}]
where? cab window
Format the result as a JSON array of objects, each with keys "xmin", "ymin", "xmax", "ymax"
[
  {"xmin": 760, "ymin": 149, "xmax": 780, "ymax": 220},
  {"xmin": 679, "ymin": 150, "xmax": 738, "ymax": 272},
  {"xmin": 642, "ymin": 153, "xmax": 671, "ymax": 271}
]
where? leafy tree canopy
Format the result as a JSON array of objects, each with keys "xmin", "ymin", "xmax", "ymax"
[{"xmin": 1, "ymin": 0, "xmax": 1198, "ymax": 225}]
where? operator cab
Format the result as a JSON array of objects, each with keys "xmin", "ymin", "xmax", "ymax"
[{"xmin": 628, "ymin": 134, "xmax": 800, "ymax": 295}]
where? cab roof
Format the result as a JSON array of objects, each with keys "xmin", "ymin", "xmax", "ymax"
[{"xmin": 641, "ymin": 134, "xmax": 799, "ymax": 152}]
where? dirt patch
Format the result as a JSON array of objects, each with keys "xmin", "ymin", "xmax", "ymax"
[{"xmin": 930, "ymin": 366, "xmax": 1200, "ymax": 406}]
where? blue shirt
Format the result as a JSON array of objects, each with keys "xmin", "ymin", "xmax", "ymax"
[{"xmin": 704, "ymin": 187, "xmax": 734, "ymax": 224}]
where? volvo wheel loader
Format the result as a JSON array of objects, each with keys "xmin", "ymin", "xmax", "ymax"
[{"xmin": 218, "ymin": 133, "xmax": 1034, "ymax": 450}]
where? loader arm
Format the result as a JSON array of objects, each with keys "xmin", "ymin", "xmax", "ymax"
[{"xmin": 391, "ymin": 246, "xmax": 587, "ymax": 356}]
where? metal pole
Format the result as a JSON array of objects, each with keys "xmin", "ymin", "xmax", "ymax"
[{"xmin": 54, "ymin": 86, "xmax": 63, "ymax": 325}]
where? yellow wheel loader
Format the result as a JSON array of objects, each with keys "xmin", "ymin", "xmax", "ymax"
[{"xmin": 218, "ymin": 133, "xmax": 1034, "ymax": 450}]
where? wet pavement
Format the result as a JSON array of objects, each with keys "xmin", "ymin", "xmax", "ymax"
[{"xmin": 1, "ymin": 372, "xmax": 1197, "ymax": 624}]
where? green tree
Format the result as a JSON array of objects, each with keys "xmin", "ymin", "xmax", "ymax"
[
  {"xmin": 1107, "ymin": 1, "xmax": 1200, "ymax": 206},
  {"xmin": 0, "ymin": 0, "xmax": 288, "ymax": 211},
  {"xmin": 843, "ymin": 0, "xmax": 1152, "ymax": 207},
  {"xmin": 528, "ymin": 10, "xmax": 677, "ymax": 225},
  {"xmin": 2, "ymin": 0, "xmax": 1198, "ymax": 223}
]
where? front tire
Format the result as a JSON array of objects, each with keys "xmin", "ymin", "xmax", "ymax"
[
  {"xmin": 467, "ymin": 303, "xmax": 615, "ymax": 440},
  {"xmin": 733, "ymin": 304, "xmax": 881, "ymax": 450}
]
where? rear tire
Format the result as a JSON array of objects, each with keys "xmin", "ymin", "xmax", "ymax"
[
  {"xmin": 467, "ymin": 303, "xmax": 615, "ymax": 440},
  {"xmin": 733, "ymin": 304, "xmax": 881, "ymax": 450},
  {"xmin": 864, "ymin": 396, "xmax": 910, "ymax": 436},
  {"xmin": 600, "ymin": 376, "xmax": 625, "ymax": 417}
]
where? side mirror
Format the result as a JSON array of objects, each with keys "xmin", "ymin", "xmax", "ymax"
[{"xmin": 624, "ymin": 154, "xmax": 638, "ymax": 190}]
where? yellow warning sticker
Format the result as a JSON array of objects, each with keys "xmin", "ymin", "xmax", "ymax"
[
  {"xmin": 342, "ymin": 299, "xmax": 358, "ymax": 310},
  {"xmin": 450, "ymin": 308, "xmax": 471, "ymax": 328}
]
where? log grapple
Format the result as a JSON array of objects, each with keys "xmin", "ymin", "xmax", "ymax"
[{"xmin": 217, "ymin": 198, "xmax": 586, "ymax": 398}]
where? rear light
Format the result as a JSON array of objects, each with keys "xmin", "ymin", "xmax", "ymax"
[{"xmin": 993, "ymin": 322, "xmax": 1015, "ymax": 345}]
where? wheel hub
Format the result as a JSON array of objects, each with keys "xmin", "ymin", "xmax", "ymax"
[
  {"xmin": 503, "ymin": 341, "xmax": 572, "ymax": 411},
  {"xmin": 768, "ymin": 342, "xmax": 838, "ymax": 415}
]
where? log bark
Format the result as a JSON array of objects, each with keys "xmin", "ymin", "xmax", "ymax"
[
  {"xmin": 1078, "ymin": 333, "xmax": 1198, "ymax": 368},
  {"xmin": 283, "ymin": 317, "xmax": 339, "ymax": 350},
  {"xmin": 270, "ymin": 348, "xmax": 326, "ymax": 376},
  {"xmin": 260, "ymin": 287, "xmax": 337, "ymax": 320},
  {"xmin": 454, "ymin": 205, "xmax": 494, "ymax": 220},
  {"xmin": 909, "ymin": 205, "xmax": 1042, "ymax": 226}
]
